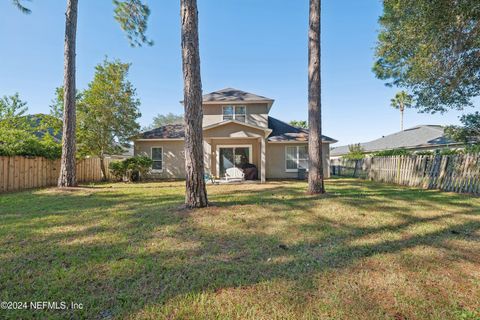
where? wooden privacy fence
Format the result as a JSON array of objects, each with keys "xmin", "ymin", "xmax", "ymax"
[
  {"xmin": 331, "ymin": 154, "xmax": 480, "ymax": 195},
  {"xmin": 0, "ymin": 156, "xmax": 115, "ymax": 193}
]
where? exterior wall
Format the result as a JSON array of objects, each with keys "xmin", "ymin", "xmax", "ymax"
[
  {"xmin": 133, "ymin": 139, "xmax": 332, "ymax": 181},
  {"xmin": 203, "ymin": 122, "xmax": 266, "ymax": 139},
  {"xmin": 266, "ymin": 142, "xmax": 331, "ymax": 179},
  {"xmin": 134, "ymin": 140, "xmax": 186, "ymax": 179},
  {"xmin": 203, "ymin": 103, "xmax": 269, "ymax": 128},
  {"xmin": 209, "ymin": 138, "xmax": 260, "ymax": 177}
]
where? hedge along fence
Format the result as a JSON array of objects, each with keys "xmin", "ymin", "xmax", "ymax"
[
  {"xmin": 0, "ymin": 156, "xmax": 115, "ymax": 193},
  {"xmin": 331, "ymin": 154, "xmax": 480, "ymax": 195}
]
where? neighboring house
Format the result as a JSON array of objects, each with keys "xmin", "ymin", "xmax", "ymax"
[
  {"xmin": 330, "ymin": 125, "xmax": 462, "ymax": 158},
  {"xmin": 24, "ymin": 113, "xmax": 63, "ymax": 142},
  {"xmin": 106, "ymin": 146, "xmax": 134, "ymax": 160},
  {"xmin": 133, "ymin": 88, "xmax": 337, "ymax": 182}
]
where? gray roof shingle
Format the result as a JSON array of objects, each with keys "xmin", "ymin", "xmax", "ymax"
[
  {"xmin": 268, "ymin": 117, "xmax": 336, "ymax": 143},
  {"xmin": 136, "ymin": 117, "xmax": 337, "ymax": 143},
  {"xmin": 330, "ymin": 125, "xmax": 460, "ymax": 156},
  {"xmin": 202, "ymin": 88, "xmax": 274, "ymax": 103},
  {"xmin": 137, "ymin": 124, "xmax": 185, "ymax": 139}
]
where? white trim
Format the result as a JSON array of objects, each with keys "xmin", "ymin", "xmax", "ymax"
[
  {"xmin": 216, "ymin": 144, "xmax": 253, "ymax": 178},
  {"xmin": 150, "ymin": 146, "xmax": 164, "ymax": 172},
  {"xmin": 135, "ymin": 138, "xmax": 184, "ymax": 141},
  {"xmin": 203, "ymin": 119, "xmax": 273, "ymax": 137},
  {"xmin": 268, "ymin": 140, "xmax": 333, "ymax": 144},
  {"xmin": 285, "ymin": 145, "xmax": 308, "ymax": 173},
  {"xmin": 202, "ymin": 100, "xmax": 274, "ymax": 105},
  {"xmin": 222, "ymin": 105, "xmax": 234, "ymax": 121},
  {"xmin": 222, "ymin": 105, "xmax": 247, "ymax": 122}
]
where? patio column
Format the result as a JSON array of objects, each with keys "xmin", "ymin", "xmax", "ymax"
[{"xmin": 260, "ymin": 137, "xmax": 266, "ymax": 183}]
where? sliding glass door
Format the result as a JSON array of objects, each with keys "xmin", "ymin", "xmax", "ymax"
[{"xmin": 218, "ymin": 146, "xmax": 251, "ymax": 177}]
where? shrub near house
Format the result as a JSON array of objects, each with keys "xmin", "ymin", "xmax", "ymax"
[{"xmin": 109, "ymin": 156, "xmax": 152, "ymax": 182}]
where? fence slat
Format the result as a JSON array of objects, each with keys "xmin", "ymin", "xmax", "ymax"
[
  {"xmin": 0, "ymin": 156, "xmax": 117, "ymax": 193},
  {"xmin": 331, "ymin": 154, "xmax": 480, "ymax": 195}
]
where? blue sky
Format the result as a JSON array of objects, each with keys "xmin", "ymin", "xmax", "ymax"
[{"xmin": 0, "ymin": 0, "xmax": 472, "ymax": 146}]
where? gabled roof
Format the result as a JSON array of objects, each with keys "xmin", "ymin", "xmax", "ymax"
[
  {"xmin": 268, "ymin": 117, "xmax": 337, "ymax": 143},
  {"xmin": 136, "ymin": 124, "xmax": 184, "ymax": 139},
  {"xmin": 134, "ymin": 117, "xmax": 337, "ymax": 143},
  {"xmin": 330, "ymin": 125, "xmax": 461, "ymax": 156},
  {"xmin": 203, "ymin": 119, "xmax": 272, "ymax": 137},
  {"xmin": 202, "ymin": 88, "xmax": 274, "ymax": 104}
]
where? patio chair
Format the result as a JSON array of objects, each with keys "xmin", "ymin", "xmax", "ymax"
[
  {"xmin": 225, "ymin": 167, "xmax": 245, "ymax": 182},
  {"xmin": 204, "ymin": 172, "xmax": 218, "ymax": 184}
]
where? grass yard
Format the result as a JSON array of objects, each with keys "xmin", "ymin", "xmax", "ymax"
[{"xmin": 0, "ymin": 179, "xmax": 479, "ymax": 320}]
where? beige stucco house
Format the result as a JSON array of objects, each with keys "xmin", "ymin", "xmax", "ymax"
[{"xmin": 133, "ymin": 88, "xmax": 336, "ymax": 183}]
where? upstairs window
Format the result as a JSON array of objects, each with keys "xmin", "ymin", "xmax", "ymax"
[
  {"xmin": 223, "ymin": 105, "xmax": 246, "ymax": 122},
  {"xmin": 234, "ymin": 106, "xmax": 246, "ymax": 122},
  {"xmin": 286, "ymin": 145, "xmax": 308, "ymax": 172},
  {"xmin": 151, "ymin": 147, "xmax": 163, "ymax": 171}
]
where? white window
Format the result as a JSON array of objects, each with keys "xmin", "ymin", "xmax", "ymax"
[
  {"xmin": 285, "ymin": 145, "xmax": 308, "ymax": 172},
  {"xmin": 223, "ymin": 105, "xmax": 246, "ymax": 122},
  {"xmin": 151, "ymin": 147, "xmax": 163, "ymax": 171}
]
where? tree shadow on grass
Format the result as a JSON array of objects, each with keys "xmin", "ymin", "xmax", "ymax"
[{"xmin": 0, "ymin": 179, "xmax": 478, "ymax": 319}]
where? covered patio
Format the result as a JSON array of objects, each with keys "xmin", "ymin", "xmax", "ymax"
[{"xmin": 202, "ymin": 120, "xmax": 272, "ymax": 183}]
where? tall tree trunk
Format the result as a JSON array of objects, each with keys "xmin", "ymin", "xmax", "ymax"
[
  {"xmin": 400, "ymin": 103, "xmax": 404, "ymax": 131},
  {"xmin": 307, "ymin": 0, "xmax": 324, "ymax": 194},
  {"xmin": 58, "ymin": 0, "xmax": 78, "ymax": 188},
  {"xmin": 100, "ymin": 155, "xmax": 107, "ymax": 182},
  {"xmin": 180, "ymin": 0, "xmax": 208, "ymax": 208}
]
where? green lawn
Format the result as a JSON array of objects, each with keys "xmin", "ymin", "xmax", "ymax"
[{"xmin": 0, "ymin": 179, "xmax": 479, "ymax": 320}]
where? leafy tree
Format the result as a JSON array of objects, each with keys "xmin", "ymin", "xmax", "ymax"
[
  {"xmin": 465, "ymin": 144, "xmax": 480, "ymax": 154},
  {"xmin": 445, "ymin": 112, "xmax": 480, "ymax": 153},
  {"xmin": 0, "ymin": 92, "xmax": 62, "ymax": 159},
  {"xmin": 49, "ymin": 59, "xmax": 141, "ymax": 178},
  {"xmin": 415, "ymin": 150, "xmax": 434, "ymax": 156},
  {"xmin": 307, "ymin": 0, "xmax": 324, "ymax": 194},
  {"xmin": 114, "ymin": 0, "xmax": 153, "ymax": 47},
  {"xmin": 374, "ymin": 148, "xmax": 411, "ymax": 157},
  {"xmin": 0, "ymin": 126, "xmax": 61, "ymax": 159},
  {"xmin": 23, "ymin": 114, "xmax": 63, "ymax": 141},
  {"xmin": 445, "ymin": 112, "xmax": 480, "ymax": 145},
  {"xmin": 0, "ymin": 93, "xmax": 28, "ymax": 120},
  {"xmin": 11, "ymin": 0, "xmax": 31, "ymax": 14},
  {"xmin": 1, "ymin": 116, "xmax": 62, "ymax": 159},
  {"xmin": 58, "ymin": 0, "xmax": 152, "ymax": 187},
  {"xmin": 9, "ymin": 1, "xmax": 150, "ymax": 174},
  {"xmin": 374, "ymin": 0, "xmax": 480, "ymax": 113},
  {"xmin": 52, "ymin": 0, "xmax": 152, "ymax": 187},
  {"xmin": 145, "ymin": 112, "xmax": 183, "ymax": 130},
  {"xmin": 289, "ymin": 120, "xmax": 308, "ymax": 129},
  {"xmin": 76, "ymin": 59, "xmax": 141, "ymax": 180},
  {"xmin": 181, "ymin": 0, "xmax": 208, "ymax": 208},
  {"xmin": 344, "ymin": 144, "xmax": 365, "ymax": 177},
  {"xmin": 390, "ymin": 91, "xmax": 413, "ymax": 131},
  {"xmin": 0, "ymin": 93, "xmax": 30, "ymax": 131},
  {"xmin": 344, "ymin": 144, "xmax": 365, "ymax": 161},
  {"xmin": 49, "ymin": 87, "xmax": 83, "ymax": 121},
  {"xmin": 437, "ymin": 148, "xmax": 462, "ymax": 156}
]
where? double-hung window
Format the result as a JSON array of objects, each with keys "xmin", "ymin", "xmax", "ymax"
[
  {"xmin": 285, "ymin": 145, "xmax": 308, "ymax": 172},
  {"xmin": 223, "ymin": 105, "xmax": 246, "ymax": 122},
  {"xmin": 151, "ymin": 147, "xmax": 163, "ymax": 171}
]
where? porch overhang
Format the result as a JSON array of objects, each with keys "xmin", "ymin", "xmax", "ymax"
[
  {"xmin": 203, "ymin": 121, "xmax": 269, "ymax": 183},
  {"xmin": 202, "ymin": 120, "xmax": 272, "ymax": 139}
]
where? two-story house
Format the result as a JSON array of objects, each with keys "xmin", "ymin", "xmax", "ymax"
[{"xmin": 133, "ymin": 88, "xmax": 336, "ymax": 182}]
